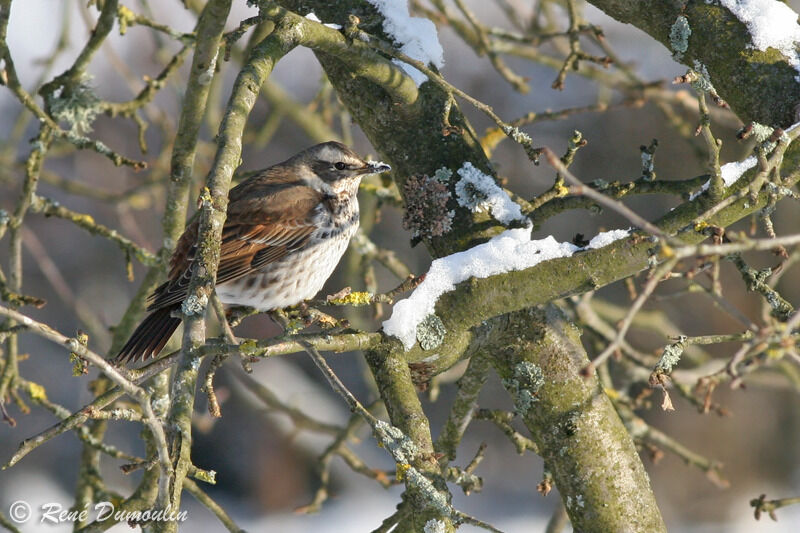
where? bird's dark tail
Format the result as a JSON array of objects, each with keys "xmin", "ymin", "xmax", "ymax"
[{"xmin": 115, "ymin": 307, "xmax": 181, "ymax": 364}]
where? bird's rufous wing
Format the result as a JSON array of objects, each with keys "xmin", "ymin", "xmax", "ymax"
[{"xmin": 146, "ymin": 182, "xmax": 322, "ymax": 311}]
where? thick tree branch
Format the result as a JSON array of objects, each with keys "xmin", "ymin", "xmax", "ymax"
[
  {"xmin": 585, "ymin": 0, "xmax": 800, "ymax": 125},
  {"xmin": 492, "ymin": 305, "xmax": 666, "ymax": 531}
]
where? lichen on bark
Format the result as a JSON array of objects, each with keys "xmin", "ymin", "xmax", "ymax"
[{"xmin": 492, "ymin": 306, "xmax": 667, "ymax": 532}]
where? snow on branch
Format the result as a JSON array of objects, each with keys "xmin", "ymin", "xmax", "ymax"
[
  {"xmin": 689, "ymin": 156, "xmax": 757, "ymax": 200},
  {"xmin": 382, "ymin": 227, "xmax": 629, "ymax": 350},
  {"xmin": 455, "ymin": 162, "xmax": 526, "ymax": 225},
  {"xmin": 720, "ymin": 0, "xmax": 800, "ymax": 79},
  {"xmin": 305, "ymin": 12, "xmax": 342, "ymax": 30},
  {"xmin": 367, "ymin": 0, "xmax": 445, "ymax": 86}
]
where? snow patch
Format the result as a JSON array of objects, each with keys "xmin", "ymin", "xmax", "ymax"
[
  {"xmin": 586, "ymin": 229, "xmax": 630, "ymax": 249},
  {"xmin": 455, "ymin": 162, "xmax": 525, "ymax": 225},
  {"xmin": 719, "ymin": 0, "xmax": 800, "ymax": 79},
  {"xmin": 383, "ymin": 227, "xmax": 630, "ymax": 350},
  {"xmin": 366, "ymin": 0, "xmax": 445, "ymax": 86},
  {"xmin": 305, "ymin": 12, "xmax": 342, "ymax": 30},
  {"xmin": 689, "ymin": 156, "xmax": 757, "ymax": 200}
]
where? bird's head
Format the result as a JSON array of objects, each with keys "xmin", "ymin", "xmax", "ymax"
[{"xmin": 300, "ymin": 141, "xmax": 391, "ymax": 186}]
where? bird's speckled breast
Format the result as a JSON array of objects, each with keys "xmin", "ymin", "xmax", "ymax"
[{"xmin": 215, "ymin": 182, "xmax": 360, "ymax": 310}]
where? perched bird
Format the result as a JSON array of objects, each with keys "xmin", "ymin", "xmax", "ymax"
[{"xmin": 116, "ymin": 141, "xmax": 390, "ymax": 363}]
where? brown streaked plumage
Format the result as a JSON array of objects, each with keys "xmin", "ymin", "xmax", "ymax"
[{"xmin": 116, "ymin": 142, "xmax": 390, "ymax": 363}]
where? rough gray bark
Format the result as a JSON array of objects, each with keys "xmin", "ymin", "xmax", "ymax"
[
  {"xmin": 586, "ymin": 0, "xmax": 800, "ymax": 126},
  {"xmin": 492, "ymin": 306, "xmax": 667, "ymax": 532}
]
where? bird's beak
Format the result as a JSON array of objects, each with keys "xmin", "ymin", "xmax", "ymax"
[{"xmin": 360, "ymin": 160, "xmax": 391, "ymax": 175}]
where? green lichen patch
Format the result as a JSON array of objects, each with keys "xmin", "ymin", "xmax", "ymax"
[
  {"xmin": 46, "ymin": 74, "xmax": 100, "ymax": 135},
  {"xmin": 373, "ymin": 419, "xmax": 420, "ymax": 464},
  {"xmin": 749, "ymin": 122, "xmax": 775, "ymax": 142},
  {"xmin": 653, "ymin": 335, "xmax": 686, "ymax": 376},
  {"xmin": 502, "ymin": 360, "xmax": 544, "ymax": 416},
  {"xmin": 690, "ymin": 61, "xmax": 715, "ymax": 93},
  {"xmin": 669, "ymin": 15, "xmax": 691, "ymax": 61},
  {"xmin": 424, "ymin": 518, "xmax": 447, "ymax": 533},
  {"xmin": 417, "ymin": 313, "xmax": 446, "ymax": 350},
  {"xmin": 433, "ymin": 167, "xmax": 453, "ymax": 183},
  {"xmin": 514, "ymin": 360, "xmax": 545, "ymax": 391},
  {"xmin": 181, "ymin": 293, "xmax": 208, "ymax": 316}
]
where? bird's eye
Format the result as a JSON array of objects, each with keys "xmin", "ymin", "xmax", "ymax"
[{"xmin": 334, "ymin": 162, "xmax": 347, "ymax": 170}]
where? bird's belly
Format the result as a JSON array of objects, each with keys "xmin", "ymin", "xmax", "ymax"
[{"xmin": 215, "ymin": 228, "xmax": 355, "ymax": 311}]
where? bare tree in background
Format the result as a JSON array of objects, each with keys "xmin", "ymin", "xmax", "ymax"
[{"xmin": 1, "ymin": 0, "xmax": 800, "ymax": 531}]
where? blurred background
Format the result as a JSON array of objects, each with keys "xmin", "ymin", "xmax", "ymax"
[{"xmin": 1, "ymin": 1, "xmax": 799, "ymax": 531}]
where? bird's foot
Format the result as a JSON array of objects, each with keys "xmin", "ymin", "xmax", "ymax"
[
  {"xmin": 226, "ymin": 305, "xmax": 260, "ymax": 328},
  {"xmin": 271, "ymin": 303, "xmax": 349, "ymax": 337},
  {"xmin": 304, "ymin": 306, "xmax": 348, "ymax": 330},
  {"xmin": 268, "ymin": 308, "xmax": 296, "ymax": 334}
]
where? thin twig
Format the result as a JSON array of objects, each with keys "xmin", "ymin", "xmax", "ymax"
[
  {"xmin": 0, "ymin": 305, "xmax": 172, "ymax": 503},
  {"xmin": 584, "ymin": 258, "xmax": 678, "ymax": 373}
]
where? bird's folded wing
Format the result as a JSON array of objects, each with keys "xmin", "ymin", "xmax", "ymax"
[
  {"xmin": 215, "ymin": 222, "xmax": 316, "ymax": 284},
  {"xmin": 146, "ymin": 184, "xmax": 322, "ymax": 311}
]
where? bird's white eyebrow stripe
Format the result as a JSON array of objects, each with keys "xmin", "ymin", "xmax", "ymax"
[
  {"xmin": 316, "ymin": 145, "xmax": 342, "ymax": 163},
  {"xmin": 315, "ymin": 145, "xmax": 362, "ymax": 166}
]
